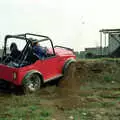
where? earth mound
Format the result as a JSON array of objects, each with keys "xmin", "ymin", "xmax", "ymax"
[{"xmin": 55, "ymin": 59, "xmax": 120, "ymax": 109}]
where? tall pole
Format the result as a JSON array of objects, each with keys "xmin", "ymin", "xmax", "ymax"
[
  {"xmin": 104, "ymin": 33, "xmax": 106, "ymax": 55},
  {"xmin": 100, "ymin": 31, "xmax": 102, "ymax": 56}
]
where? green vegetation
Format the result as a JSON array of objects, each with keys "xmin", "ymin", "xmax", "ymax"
[
  {"xmin": 0, "ymin": 95, "xmax": 53, "ymax": 120},
  {"xmin": 104, "ymin": 74, "xmax": 113, "ymax": 82}
]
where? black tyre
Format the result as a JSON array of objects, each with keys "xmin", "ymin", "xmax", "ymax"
[
  {"xmin": 63, "ymin": 61, "xmax": 76, "ymax": 76},
  {"xmin": 23, "ymin": 74, "xmax": 41, "ymax": 93}
]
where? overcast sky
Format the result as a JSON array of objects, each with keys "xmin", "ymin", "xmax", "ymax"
[{"xmin": 0, "ymin": 0, "xmax": 120, "ymax": 51}]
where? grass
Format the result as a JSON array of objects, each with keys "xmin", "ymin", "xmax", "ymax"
[
  {"xmin": 64, "ymin": 108, "xmax": 94, "ymax": 120},
  {"xmin": 0, "ymin": 94, "xmax": 53, "ymax": 120},
  {"xmin": 103, "ymin": 73, "xmax": 113, "ymax": 82}
]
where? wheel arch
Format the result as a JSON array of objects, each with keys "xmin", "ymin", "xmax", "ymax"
[
  {"xmin": 22, "ymin": 70, "xmax": 44, "ymax": 85},
  {"xmin": 62, "ymin": 58, "xmax": 76, "ymax": 74}
]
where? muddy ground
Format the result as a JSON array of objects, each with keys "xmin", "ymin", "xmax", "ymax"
[{"xmin": 0, "ymin": 58, "xmax": 120, "ymax": 120}]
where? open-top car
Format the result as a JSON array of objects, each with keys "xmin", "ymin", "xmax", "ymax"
[{"xmin": 0, "ymin": 33, "xmax": 76, "ymax": 93}]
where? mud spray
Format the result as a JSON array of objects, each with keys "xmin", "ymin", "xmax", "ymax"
[{"xmin": 55, "ymin": 61, "xmax": 89, "ymax": 109}]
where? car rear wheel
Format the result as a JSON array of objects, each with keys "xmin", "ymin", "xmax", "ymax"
[{"xmin": 23, "ymin": 74, "xmax": 41, "ymax": 93}]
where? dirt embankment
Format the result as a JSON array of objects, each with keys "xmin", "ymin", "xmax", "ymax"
[
  {"xmin": 53, "ymin": 59, "xmax": 120, "ymax": 109},
  {"xmin": 58, "ymin": 60, "xmax": 120, "ymax": 94}
]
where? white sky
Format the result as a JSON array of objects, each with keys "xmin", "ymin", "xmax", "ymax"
[{"xmin": 0, "ymin": 0, "xmax": 120, "ymax": 51}]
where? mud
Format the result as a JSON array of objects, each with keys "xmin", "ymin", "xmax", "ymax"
[{"xmin": 53, "ymin": 60, "xmax": 120, "ymax": 109}]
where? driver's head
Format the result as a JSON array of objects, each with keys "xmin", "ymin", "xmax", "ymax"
[{"xmin": 32, "ymin": 41, "xmax": 39, "ymax": 46}]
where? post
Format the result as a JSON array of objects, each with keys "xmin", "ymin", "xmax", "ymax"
[
  {"xmin": 104, "ymin": 33, "xmax": 106, "ymax": 55},
  {"xmin": 100, "ymin": 31, "xmax": 102, "ymax": 56}
]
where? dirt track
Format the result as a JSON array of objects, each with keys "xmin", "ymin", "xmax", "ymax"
[{"xmin": 1, "ymin": 59, "xmax": 120, "ymax": 120}]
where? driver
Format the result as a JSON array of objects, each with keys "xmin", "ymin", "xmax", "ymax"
[{"xmin": 32, "ymin": 41, "xmax": 47, "ymax": 59}]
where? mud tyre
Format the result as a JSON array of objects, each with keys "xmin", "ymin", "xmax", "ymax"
[
  {"xmin": 63, "ymin": 61, "xmax": 76, "ymax": 76},
  {"xmin": 23, "ymin": 74, "xmax": 41, "ymax": 94}
]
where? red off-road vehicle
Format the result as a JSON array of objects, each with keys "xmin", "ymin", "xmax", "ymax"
[{"xmin": 0, "ymin": 33, "xmax": 76, "ymax": 93}]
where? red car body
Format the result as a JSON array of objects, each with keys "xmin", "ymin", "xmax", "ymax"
[{"xmin": 0, "ymin": 34, "xmax": 76, "ymax": 87}]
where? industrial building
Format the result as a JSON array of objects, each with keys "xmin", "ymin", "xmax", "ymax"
[{"xmin": 80, "ymin": 29, "xmax": 120, "ymax": 58}]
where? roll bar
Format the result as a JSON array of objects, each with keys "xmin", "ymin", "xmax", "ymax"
[{"xmin": 2, "ymin": 33, "xmax": 56, "ymax": 58}]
